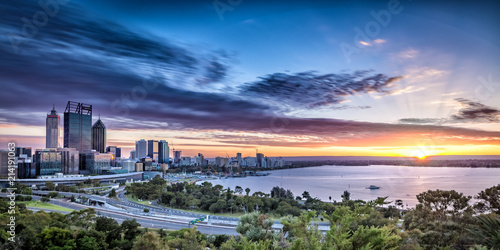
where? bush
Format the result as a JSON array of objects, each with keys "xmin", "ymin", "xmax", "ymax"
[
  {"xmin": 144, "ymin": 208, "xmax": 150, "ymax": 213},
  {"xmin": 24, "ymin": 195, "xmax": 32, "ymax": 201},
  {"xmin": 41, "ymin": 197, "xmax": 51, "ymax": 202},
  {"xmin": 48, "ymin": 192, "xmax": 59, "ymax": 198}
]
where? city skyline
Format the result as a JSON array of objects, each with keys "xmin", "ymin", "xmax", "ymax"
[{"xmin": 1, "ymin": 0, "xmax": 499, "ymax": 158}]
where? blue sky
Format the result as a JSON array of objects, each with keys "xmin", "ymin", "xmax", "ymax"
[{"xmin": 0, "ymin": 0, "xmax": 499, "ymax": 157}]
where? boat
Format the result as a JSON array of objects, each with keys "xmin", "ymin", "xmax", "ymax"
[{"xmin": 366, "ymin": 185, "xmax": 380, "ymax": 189}]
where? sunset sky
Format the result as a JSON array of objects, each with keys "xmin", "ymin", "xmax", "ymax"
[{"xmin": 1, "ymin": 0, "xmax": 499, "ymax": 158}]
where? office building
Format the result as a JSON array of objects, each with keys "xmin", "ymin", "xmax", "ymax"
[
  {"xmin": 236, "ymin": 153, "xmax": 242, "ymax": 165},
  {"xmin": 129, "ymin": 150, "xmax": 136, "ymax": 160},
  {"xmin": 64, "ymin": 101, "xmax": 92, "ymax": 152},
  {"xmin": 0, "ymin": 150, "xmax": 10, "ymax": 178},
  {"xmin": 91, "ymin": 119, "xmax": 106, "ymax": 153},
  {"xmin": 256, "ymin": 153, "xmax": 264, "ymax": 167},
  {"xmin": 119, "ymin": 159, "xmax": 136, "ymax": 172},
  {"xmin": 173, "ymin": 150, "xmax": 181, "ymax": 164},
  {"xmin": 180, "ymin": 157, "xmax": 191, "ymax": 166},
  {"xmin": 215, "ymin": 157, "xmax": 229, "ymax": 167},
  {"xmin": 46, "ymin": 106, "xmax": 60, "ymax": 148},
  {"xmin": 106, "ymin": 146, "xmax": 121, "ymax": 158},
  {"xmin": 84, "ymin": 152, "xmax": 112, "ymax": 175},
  {"xmin": 57, "ymin": 148, "xmax": 79, "ymax": 175},
  {"xmin": 158, "ymin": 140, "xmax": 169, "ymax": 164},
  {"xmin": 16, "ymin": 147, "xmax": 33, "ymax": 179},
  {"xmin": 35, "ymin": 149, "xmax": 62, "ymax": 176},
  {"xmin": 135, "ymin": 139, "xmax": 147, "ymax": 159},
  {"xmin": 147, "ymin": 140, "xmax": 159, "ymax": 161}
]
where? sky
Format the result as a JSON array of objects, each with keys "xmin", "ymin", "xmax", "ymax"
[{"xmin": 0, "ymin": 0, "xmax": 499, "ymax": 158}]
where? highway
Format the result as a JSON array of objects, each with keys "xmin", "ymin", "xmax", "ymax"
[
  {"xmin": 1, "ymin": 192, "xmax": 239, "ymax": 235},
  {"xmin": 5, "ymin": 188, "xmax": 330, "ymax": 234}
]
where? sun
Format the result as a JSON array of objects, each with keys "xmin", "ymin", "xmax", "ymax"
[{"xmin": 410, "ymin": 149, "xmax": 429, "ymax": 160}]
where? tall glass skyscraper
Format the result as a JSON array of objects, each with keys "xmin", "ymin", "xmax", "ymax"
[
  {"xmin": 91, "ymin": 119, "xmax": 106, "ymax": 153},
  {"xmin": 158, "ymin": 140, "xmax": 169, "ymax": 164},
  {"xmin": 135, "ymin": 139, "xmax": 147, "ymax": 159},
  {"xmin": 46, "ymin": 106, "xmax": 60, "ymax": 148},
  {"xmin": 148, "ymin": 140, "xmax": 159, "ymax": 161},
  {"xmin": 64, "ymin": 101, "xmax": 92, "ymax": 152}
]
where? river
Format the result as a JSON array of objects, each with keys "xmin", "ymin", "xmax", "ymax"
[{"xmin": 205, "ymin": 165, "xmax": 500, "ymax": 207}]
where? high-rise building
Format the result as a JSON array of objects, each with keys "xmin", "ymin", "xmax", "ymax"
[
  {"xmin": 130, "ymin": 150, "xmax": 136, "ymax": 160},
  {"xmin": 106, "ymin": 146, "xmax": 121, "ymax": 158},
  {"xmin": 0, "ymin": 150, "xmax": 10, "ymax": 178},
  {"xmin": 147, "ymin": 140, "xmax": 159, "ymax": 161},
  {"xmin": 57, "ymin": 148, "xmax": 79, "ymax": 174},
  {"xmin": 46, "ymin": 106, "xmax": 60, "ymax": 148},
  {"xmin": 173, "ymin": 150, "xmax": 181, "ymax": 164},
  {"xmin": 84, "ymin": 152, "xmax": 112, "ymax": 175},
  {"xmin": 35, "ymin": 148, "xmax": 62, "ymax": 176},
  {"xmin": 158, "ymin": 140, "xmax": 169, "ymax": 164},
  {"xmin": 16, "ymin": 147, "xmax": 33, "ymax": 179},
  {"xmin": 64, "ymin": 101, "xmax": 92, "ymax": 152},
  {"xmin": 256, "ymin": 153, "xmax": 264, "ymax": 167},
  {"xmin": 91, "ymin": 119, "xmax": 106, "ymax": 153},
  {"xmin": 236, "ymin": 153, "xmax": 242, "ymax": 165},
  {"xmin": 135, "ymin": 139, "xmax": 147, "ymax": 159}
]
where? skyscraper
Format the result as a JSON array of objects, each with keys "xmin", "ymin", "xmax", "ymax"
[
  {"xmin": 35, "ymin": 148, "xmax": 62, "ymax": 176},
  {"xmin": 135, "ymin": 139, "xmax": 147, "ymax": 159},
  {"xmin": 236, "ymin": 152, "xmax": 242, "ymax": 165},
  {"xmin": 147, "ymin": 140, "xmax": 159, "ymax": 161},
  {"xmin": 173, "ymin": 150, "xmax": 181, "ymax": 164},
  {"xmin": 64, "ymin": 101, "xmax": 92, "ymax": 152},
  {"xmin": 91, "ymin": 119, "xmax": 106, "ymax": 153},
  {"xmin": 158, "ymin": 140, "xmax": 169, "ymax": 164},
  {"xmin": 46, "ymin": 105, "xmax": 60, "ymax": 148}
]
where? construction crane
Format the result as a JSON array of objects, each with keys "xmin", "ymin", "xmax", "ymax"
[{"xmin": 225, "ymin": 151, "xmax": 232, "ymax": 175}]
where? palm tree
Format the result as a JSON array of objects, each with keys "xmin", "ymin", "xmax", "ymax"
[{"xmin": 467, "ymin": 214, "xmax": 500, "ymax": 249}]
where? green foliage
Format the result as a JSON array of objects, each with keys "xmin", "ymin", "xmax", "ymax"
[
  {"xmin": 45, "ymin": 181, "xmax": 56, "ymax": 191},
  {"xmin": 144, "ymin": 208, "xmax": 150, "ymax": 213},
  {"xmin": 41, "ymin": 197, "xmax": 50, "ymax": 202},
  {"xmin": 37, "ymin": 227, "xmax": 76, "ymax": 249},
  {"xmin": 48, "ymin": 191, "xmax": 59, "ymax": 198},
  {"xmin": 132, "ymin": 232, "xmax": 169, "ymax": 250},
  {"xmin": 467, "ymin": 214, "xmax": 500, "ymax": 249},
  {"xmin": 474, "ymin": 184, "xmax": 500, "ymax": 214},
  {"xmin": 236, "ymin": 212, "xmax": 275, "ymax": 242},
  {"xmin": 109, "ymin": 188, "xmax": 117, "ymax": 198}
]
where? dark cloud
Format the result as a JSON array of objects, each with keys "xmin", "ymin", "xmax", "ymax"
[
  {"xmin": 451, "ymin": 98, "xmax": 500, "ymax": 122},
  {"xmin": 240, "ymin": 71, "xmax": 403, "ymax": 110},
  {"xmin": 1, "ymin": 1, "xmax": 499, "ymax": 150},
  {"xmin": 398, "ymin": 118, "xmax": 444, "ymax": 124},
  {"xmin": 399, "ymin": 99, "xmax": 500, "ymax": 124}
]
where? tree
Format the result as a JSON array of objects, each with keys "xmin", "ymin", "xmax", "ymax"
[
  {"xmin": 41, "ymin": 197, "xmax": 50, "ymax": 202},
  {"xmin": 302, "ymin": 191, "xmax": 311, "ymax": 200},
  {"xmin": 475, "ymin": 184, "xmax": 500, "ymax": 214},
  {"xmin": 342, "ymin": 190, "xmax": 351, "ymax": 202},
  {"xmin": 122, "ymin": 219, "xmax": 141, "ymax": 242},
  {"xmin": 467, "ymin": 214, "xmax": 500, "ymax": 249},
  {"xmin": 236, "ymin": 212, "xmax": 274, "ymax": 241},
  {"xmin": 95, "ymin": 216, "xmax": 122, "ymax": 246},
  {"xmin": 109, "ymin": 188, "xmax": 117, "ymax": 198},
  {"xmin": 36, "ymin": 227, "xmax": 76, "ymax": 250},
  {"xmin": 416, "ymin": 189, "xmax": 472, "ymax": 219},
  {"xmin": 75, "ymin": 229, "xmax": 108, "ymax": 250},
  {"xmin": 144, "ymin": 208, "xmax": 150, "ymax": 213},
  {"xmin": 45, "ymin": 181, "xmax": 55, "ymax": 191},
  {"xmin": 132, "ymin": 232, "xmax": 168, "ymax": 250},
  {"xmin": 245, "ymin": 188, "xmax": 251, "ymax": 196},
  {"xmin": 235, "ymin": 186, "xmax": 243, "ymax": 194}
]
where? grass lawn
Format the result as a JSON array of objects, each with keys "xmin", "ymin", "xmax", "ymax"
[
  {"xmin": 125, "ymin": 195, "xmax": 156, "ymax": 207},
  {"xmin": 20, "ymin": 200, "xmax": 74, "ymax": 213}
]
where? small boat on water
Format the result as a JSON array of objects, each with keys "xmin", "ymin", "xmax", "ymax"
[{"xmin": 366, "ymin": 185, "xmax": 380, "ymax": 189}]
